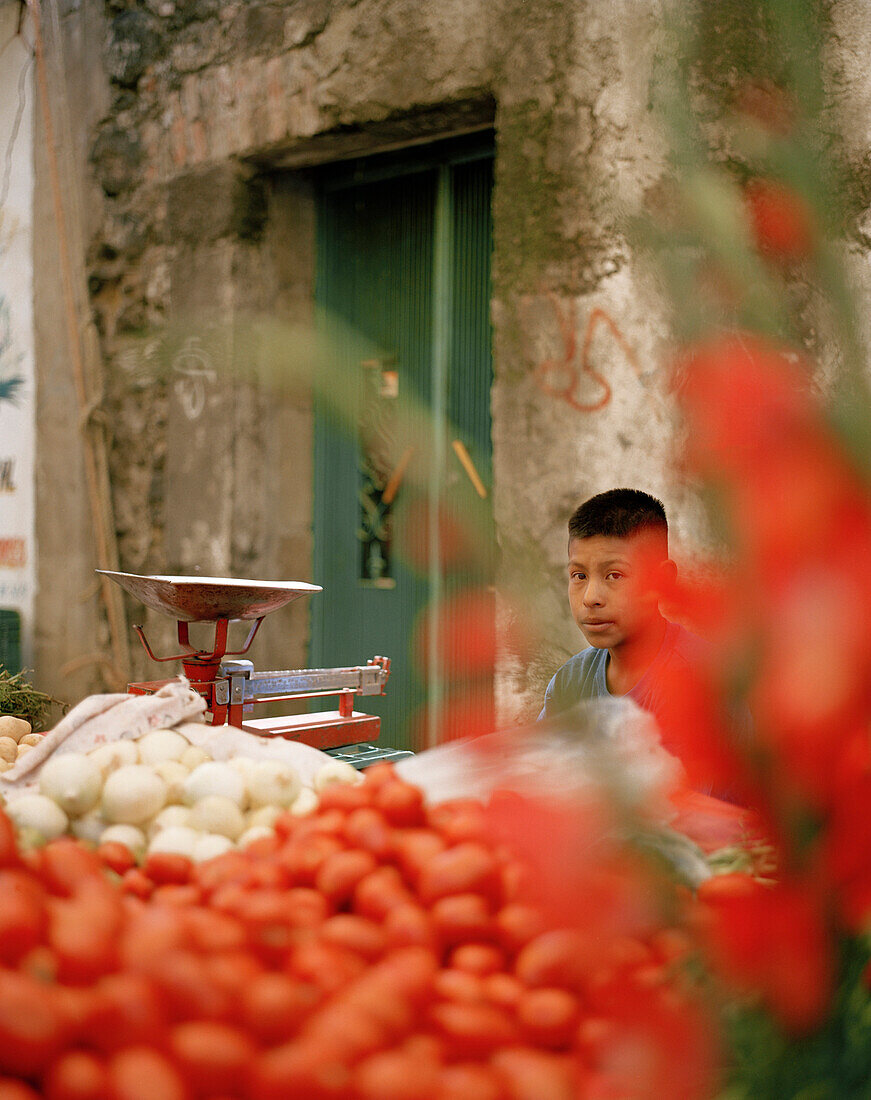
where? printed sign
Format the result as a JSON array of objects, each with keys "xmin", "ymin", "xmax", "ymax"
[{"xmin": 0, "ymin": 8, "xmax": 35, "ymax": 667}]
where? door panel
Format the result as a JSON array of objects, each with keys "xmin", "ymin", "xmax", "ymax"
[{"xmin": 312, "ymin": 145, "xmax": 493, "ymax": 751}]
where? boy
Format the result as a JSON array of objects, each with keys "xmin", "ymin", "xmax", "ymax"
[{"xmin": 539, "ymin": 487, "xmax": 707, "ymax": 741}]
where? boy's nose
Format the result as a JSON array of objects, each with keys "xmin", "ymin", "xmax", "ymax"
[{"xmin": 583, "ymin": 582, "xmax": 604, "ymax": 606}]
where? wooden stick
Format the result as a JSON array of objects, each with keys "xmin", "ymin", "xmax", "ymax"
[
  {"xmin": 451, "ymin": 439, "xmax": 488, "ymax": 499},
  {"xmin": 382, "ymin": 446, "xmax": 415, "ymax": 505}
]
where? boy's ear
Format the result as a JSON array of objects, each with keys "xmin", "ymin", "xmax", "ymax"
[{"xmin": 656, "ymin": 557, "xmax": 678, "ymax": 595}]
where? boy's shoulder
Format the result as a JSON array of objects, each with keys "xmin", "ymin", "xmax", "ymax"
[{"xmin": 539, "ymin": 646, "xmax": 608, "ymax": 719}]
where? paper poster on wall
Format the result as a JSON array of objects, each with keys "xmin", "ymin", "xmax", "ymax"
[{"xmin": 0, "ymin": 5, "xmax": 35, "ymax": 671}]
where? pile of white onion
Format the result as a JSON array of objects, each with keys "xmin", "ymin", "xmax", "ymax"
[{"xmin": 5, "ymin": 724, "xmax": 362, "ymax": 862}]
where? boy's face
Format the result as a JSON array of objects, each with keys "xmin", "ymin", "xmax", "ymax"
[{"xmin": 567, "ymin": 531, "xmax": 666, "ymax": 651}]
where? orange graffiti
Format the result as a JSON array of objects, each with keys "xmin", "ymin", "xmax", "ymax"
[{"xmin": 521, "ymin": 295, "xmax": 644, "ymax": 413}]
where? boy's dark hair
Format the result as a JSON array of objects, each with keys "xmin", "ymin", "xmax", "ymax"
[{"xmin": 568, "ymin": 488, "xmax": 668, "ymax": 544}]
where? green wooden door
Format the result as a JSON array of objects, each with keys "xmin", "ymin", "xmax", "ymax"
[{"xmin": 312, "ymin": 140, "xmax": 494, "ymax": 752}]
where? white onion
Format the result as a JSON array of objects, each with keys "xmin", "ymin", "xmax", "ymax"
[
  {"xmin": 147, "ymin": 825, "xmax": 200, "ymax": 859},
  {"xmin": 89, "ymin": 740, "xmax": 139, "ymax": 776},
  {"xmin": 289, "ymin": 787, "xmax": 319, "ymax": 816},
  {"xmin": 238, "ymin": 825, "xmax": 273, "ymax": 847},
  {"xmin": 70, "ymin": 811, "xmax": 107, "ymax": 844},
  {"xmin": 39, "ymin": 752, "xmax": 102, "ymax": 817},
  {"xmin": 183, "ymin": 762, "xmax": 246, "ymax": 809},
  {"xmin": 102, "ymin": 765, "xmax": 168, "ymax": 825},
  {"xmin": 247, "ymin": 805, "xmax": 282, "ymax": 830},
  {"xmin": 313, "ymin": 760, "xmax": 361, "ymax": 792},
  {"xmin": 137, "ymin": 728, "xmax": 189, "ymax": 765},
  {"xmin": 100, "ymin": 823, "xmax": 147, "ymax": 859},
  {"xmin": 247, "ymin": 761, "xmax": 301, "ymax": 809},
  {"xmin": 188, "ymin": 795, "xmax": 245, "ymax": 840},
  {"xmin": 180, "ymin": 746, "xmax": 211, "ymax": 770},
  {"xmin": 153, "ymin": 760, "xmax": 190, "ymax": 804},
  {"xmin": 147, "ymin": 805, "xmax": 192, "ymax": 839},
  {"xmin": 0, "ymin": 737, "xmax": 17, "ymax": 763},
  {"xmin": 7, "ymin": 794, "xmax": 68, "ymax": 839},
  {"xmin": 193, "ymin": 833, "xmax": 235, "ymax": 862}
]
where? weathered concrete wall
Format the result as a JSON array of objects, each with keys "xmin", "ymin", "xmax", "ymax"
[{"xmin": 39, "ymin": 0, "xmax": 862, "ymax": 727}]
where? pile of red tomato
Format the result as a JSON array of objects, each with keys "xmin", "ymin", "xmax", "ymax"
[{"xmin": 0, "ymin": 762, "xmax": 702, "ymax": 1100}]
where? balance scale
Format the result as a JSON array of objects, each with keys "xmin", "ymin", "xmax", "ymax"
[{"xmin": 98, "ymin": 571, "xmax": 402, "ymax": 764}]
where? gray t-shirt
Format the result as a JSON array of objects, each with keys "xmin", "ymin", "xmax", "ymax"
[
  {"xmin": 539, "ymin": 621, "xmax": 749, "ymax": 802},
  {"xmin": 539, "ymin": 621, "xmax": 706, "ymax": 723}
]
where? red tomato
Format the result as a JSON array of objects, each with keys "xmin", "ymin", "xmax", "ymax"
[
  {"xmin": 0, "ymin": 970, "xmax": 67, "ymax": 1075},
  {"xmin": 353, "ymin": 1048, "xmax": 441, "ymax": 1100},
  {"xmin": 48, "ymin": 899, "xmax": 120, "ymax": 985},
  {"xmin": 239, "ymin": 972, "xmax": 321, "ymax": 1044},
  {"xmin": 97, "ymin": 842, "xmax": 137, "ymax": 877},
  {"xmin": 429, "ymin": 1000, "xmax": 519, "ymax": 1060},
  {"xmin": 143, "ymin": 853, "xmax": 194, "ymax": 887},
  {"xmin": 299, "ymin": 999, "xmax": 390, "ymax": 1061},
  {"xmin": 491, "ymin": 1047, "xmax": 579, "ymax": 1100},
  {"xmin": 0, "ymin": 810, "xmax": 20, "ymax": 868},
  {"xmin": 247, "ymin": 1041, "xmax": 352, "ymax": 1100},
  {"xmin": 316, "ymin": 782, "xmax": 373, "ymax": 813},
  {"xmin": 431, "ymin": 893, "xmax": 494, "ymax": 946},
  {"xmin": 191, "ymin": 851, "xmax": 250, "ymax": 896},
  {"xmin": 343, "ymin": 808, "xmax": 394, "ymax": 860},
  {"xmin": 208, "ymin": 950, "xmax": 263, "ymax": 1000},
  {"xmin": 449, "ymin": 943, "xmax": 506, "ymax": 976},
  {"xmin": 374, "ymin": 780, "xmax": 425, "ymax": 827},
  {"xmin": 147, "ymin": 949, "xmax": 231, "ymax": 1022},
  {"xmin": 181, "ymin": 907, "xmax": 246, "ymax": 954},
  {"xmin": 120, "ymin": 870, "xmax": 153, "ymax": 901},
  {"xmin": 514, "ymin": 930, "xmax": 587, "ymax": 991},
  {"xmin": 482, "ymin": 972, "xmax": 524, "ymax": 1011},
  {"xmin": 358, "ymin": 762, "xmax": 397, "ymax": 790},
  {"xmin": 44, "ymin": 1049, "xmax": 109, "ymax": 1100},
  {"xmin": 392, "ymin": 829, "xmax": 447, "ymax": 887},
  {"xmin": 0, "ymin": 870, "xmax": 47, "ymax": 965},
  {"xmin": 106, "ymin": 1047, "xmax": 187, "ymax": 1100},
  {"xmin": 434, "ymin": 968, "xmax": 486, "ymax": 1004},
  {"xmin": 315, "ymin": 849, "xmax": 378, "ymax": 906},
  {"xmin": 151, "ymin": 884, "xmax": 201, "ymax": 908},
  {"xmin": 438, "ymin": 1063, "xmax": 504, "ymax": 1100},
  {"xmin": 516, "ymin": 988, "xmax": 579, "ymax": 1049},
  {"xmin": 495, "ymin": 904, "xmax": 546, "ymax": 955},
  {"xmin": 277, "ymin": 834, "xmax": 345, "ymax": 886},
  {"xmin": 427, "ymin": 800, "xmax": 488, "ymax": 844},
  {"xmin": 320, "ymin": 914, "xmax": 387, "ymax": 960},
  {"xmin": 383, "ymin": 903, "xmax": 438, "ymax": 950},
  {"xmin": 289, "ymin": 940, "xmax": 366, "ymax": 994},
  {"xmin": 353, "ymin": 866, "xmax": 413, "ymax": 921},
  {"xmin": 417, "ymin": 843, "xmax": 501, "ymax": 907},
  {"xmin": 38, "ymin": 839, "xmax": 104, "ymax": 897},
  {"xmin": 0, "ymin": 1081, "xmax": 41, "ymax": 1100},
  {"xmin": 168, "ymin": 1020, "xmax": 256, "ymax": 1097},
  {"xmin": 82, "ymin": 972, "xmax": 165, "ymax": 1053}
]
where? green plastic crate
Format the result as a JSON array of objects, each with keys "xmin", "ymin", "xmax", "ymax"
[{"xmin": 0, "ymin": 609, "xmax": 21, "ymax": 676}]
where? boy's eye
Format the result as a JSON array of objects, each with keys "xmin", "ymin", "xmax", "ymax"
[
  {"xmin": 606, "ymin": 572, "xmax": 622, "ymax": 581},
  {"xmin": 570, "ymin": 571, "xmax": 586, "ymax": 581}
]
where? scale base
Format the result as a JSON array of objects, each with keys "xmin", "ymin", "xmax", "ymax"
[{"xmin": 241, "ymin": 711, "xmax": 381, "ymax": 752}]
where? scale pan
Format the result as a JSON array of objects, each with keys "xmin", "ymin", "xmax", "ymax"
[{"xmin": 97, "ymin": 571, "xmax": 322, "ymax": 622}]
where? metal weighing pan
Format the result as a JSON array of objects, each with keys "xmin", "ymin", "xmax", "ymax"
[{"xmin": 97, "ymin": 571, "xmax": 322, "ymax": 622}]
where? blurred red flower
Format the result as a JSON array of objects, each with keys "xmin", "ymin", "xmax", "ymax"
[
  {"xmin": 744, "ymin": 179, "xmax": 815, "ymax": 262},
  {"xmin": 695, "ymin": 873, "xmax": 833, "ymax": 1033}
]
